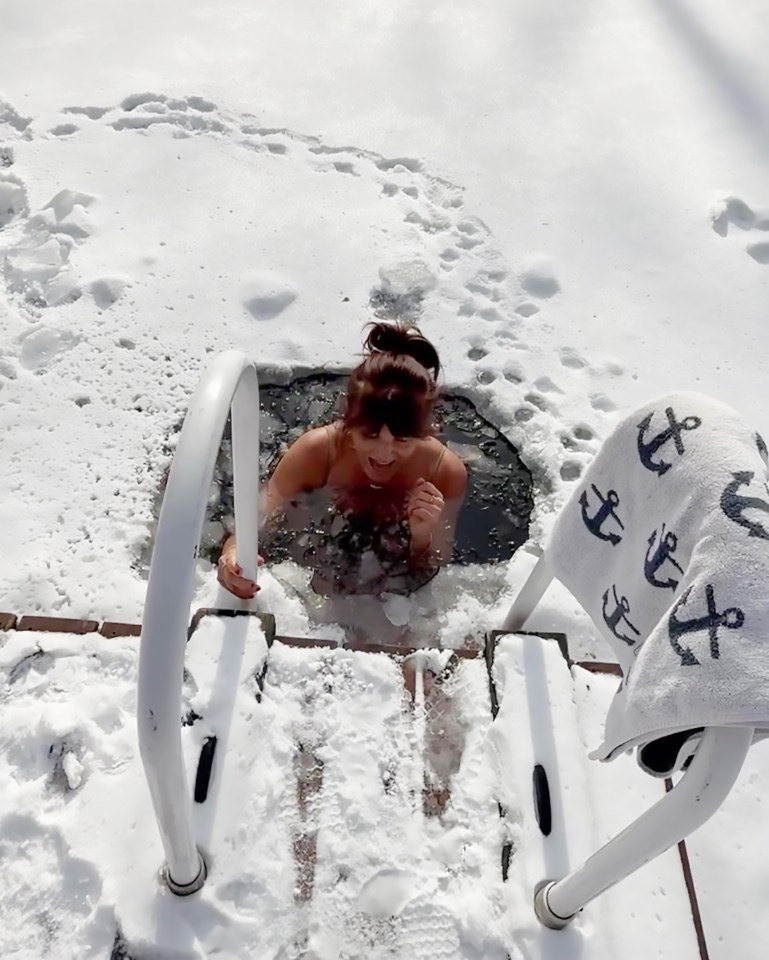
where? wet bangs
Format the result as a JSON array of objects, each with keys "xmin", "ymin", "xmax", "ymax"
[{"xmin": 346, "ymin": 385, "xmax": 433, "ymax": 438}]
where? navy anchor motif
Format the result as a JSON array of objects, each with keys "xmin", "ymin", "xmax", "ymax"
[
  {"xmin": 668, "ymin": 584, "xmax": 745, "ymax": 666},
  {"xmin": 720, "ymin": 471, "xmax": 769, "ymax": 540},
  {"xmin": 602, "ymin": 585, "xmax": 641, "ymax": 646},
  {"xmin": 637, "ymin": 406, "xmax": 702, "ymax": 476},
  {"xmin": 580, "ymin": 484, "xmax": 625, "ymax": 545},
  {"xmin": 644, "ymin": 524, "xmax": 684, "ymax": 590}
]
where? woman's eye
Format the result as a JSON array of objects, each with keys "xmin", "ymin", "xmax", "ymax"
[{"xmin": 395, "ymin": 437, "xmax": 410, "ymax": 444}]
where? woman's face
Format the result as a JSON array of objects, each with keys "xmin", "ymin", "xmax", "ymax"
[{"xmin": 349, "ymin": 424, "xmax": 420, "ymax": 482}]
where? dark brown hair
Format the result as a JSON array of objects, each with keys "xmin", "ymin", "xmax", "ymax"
[{"xmin": 342, "ymin": 322, "xmax": 441, "ymax": 438}]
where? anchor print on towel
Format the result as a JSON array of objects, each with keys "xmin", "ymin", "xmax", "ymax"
[
  {"xmin": 644, "ymin": 524, "xmax": 684, "ymax": 590},
  {"xmin": 720, "ymin": 471, "xmax": 769, "ymax": 540},
  {"xmin": 637, "ymin": 406, "xmax": 702, "ymax": 476},
  {"xmin": 602, "ymin": 585, "xmax": 641, "ymax": 646},
  {"xmin": 756, "ymin": 432, "xmax": 768, "ymax": 466},
  {"xmin": 580, "ymin": 484, "xmax": 625, "ymax": 545},
  {"xmin": 668, "ymin": 583, "xmax": 745, "ymax": 666}
]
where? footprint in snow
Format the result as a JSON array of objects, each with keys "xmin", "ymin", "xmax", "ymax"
[
  {"xmin": 48, "ymin": 123, "xmax": 79, "ymax": 137},
  {"xmin": 711, "ymin": 195, "xmax": 769, "ymax": 235},
  {"xmin": 559, "ymin": 347, "xmax": 587, "ymax": 370},
  {"xmin": 0, "ymin": 178, "xmax": 106, "ymax": 312},
  {"xmin": 520, "ymin": 255, "xmax": 560, "ymax": 299},
  {"xmin": 0, "ymin": 814, "xmax": 111, "ymax": 957},
  {"xmin": 590, "ymin": 392, "xmax": 618, "ymax": 413},
  {"xmin": 0, "ymin": 170, "xmax": 28, "ymax": 227},
  {"xmin": 240, "ymin": 269, "xmax": 298, "ymax": 321},
  {"xmin": 711, "ymin": 194, "xmax": 769, "ymax": 266},
  {"xmin": 0, "ymin": 97, "xmax": 32, "ymax": 136},
  {"xmin": 747, "ymin": 241, "xmax": 769, "ymax": 265}
]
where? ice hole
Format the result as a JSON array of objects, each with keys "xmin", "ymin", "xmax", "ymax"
[
  {"xmin": 139, "ymin": 372, "xmax": 534, "ymax": 644},
  {"xmin": 209, "ymin": 373, "xmax": 530, "ymax": 562}
]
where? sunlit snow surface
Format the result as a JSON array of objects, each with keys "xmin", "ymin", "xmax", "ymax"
[
  {"xmin": 3, "ymin": 618, "xmax": 769, "ymax": 958},
  {"xmin": 0, "ymin": 91, "xmax": 604, "ymax": 625},
  {"xmin": 2, "ymin": 2, "xmax": 769, "ymax": 955}
]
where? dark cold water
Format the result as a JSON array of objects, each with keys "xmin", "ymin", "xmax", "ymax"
[
  {"xmin": 138, "ymin": 373, "xmax": 533, "ymax": 583},
  {"xmin": 208, "ymin": 374, "xmax": 532, "ymax": 565}
]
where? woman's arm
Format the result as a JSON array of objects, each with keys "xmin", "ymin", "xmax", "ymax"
[
  {"xmin": 218, "ymin": 426, "xmax": 331, "ymax": 597},
  {"xmin": 409, "ymin": 450, "xmax": 467, "ymax": 567},
  {"xmin": 264, "ymin": 426, "xmax": 331, "ymax": 509}
]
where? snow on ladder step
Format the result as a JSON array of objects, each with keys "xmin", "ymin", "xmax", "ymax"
[
  {"xmin": 185, "ymin": 625, "xmax": 508, "ymax": 959},
  {"xmin": 278, "ymin": 644, "xmax": 505, "ymax": 959}
]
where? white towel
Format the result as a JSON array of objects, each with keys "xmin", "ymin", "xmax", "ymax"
[{"xmin": 548, "ymin": 392, "xmax": 769, "ymax": 774}]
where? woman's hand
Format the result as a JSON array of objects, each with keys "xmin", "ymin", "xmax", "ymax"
[
  {"xmin": 217, "ymin": 537, "xmax": 264, "ymax": 599},
  {"xmin": 407, "ymin": 478, "xmax": 445, "ymax": 556}
]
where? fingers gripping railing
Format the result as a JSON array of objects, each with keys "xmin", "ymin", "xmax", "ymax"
[{"xmin": 137, "ymin": 351, "xmax": 260, "ymax": 895}]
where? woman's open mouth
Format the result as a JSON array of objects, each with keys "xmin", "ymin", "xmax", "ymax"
[{"xmin": 368, "ymin": 456, "xmax": 396, "ymax": 473}]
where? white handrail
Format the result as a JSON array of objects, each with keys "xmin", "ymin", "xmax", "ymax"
[
  {"xmin": 137, "ymin": 350, "xmax": 260, "ymax": 894},
  {"xmin": 534, "ymin": 724, "xmax": 752, "ymax": 927},
  {"xmin": 501, "ymin": 553, "xmax": 553, "ymax": 632},
  {"xmin": 502, "ymin": 551, "xmax": 753, "ymax": 927}
]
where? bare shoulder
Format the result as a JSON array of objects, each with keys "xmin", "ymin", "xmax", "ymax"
[
  {"xmin": 433, "ymin": 443, "xmax": 468, "ymax": 499},
  {"xmin": 271, "ymin": 424, "xmax": 332, "ymax": 492},
  {"xmin": 288, "ymin": 424, "xmax": 331, "ymax": 455}
]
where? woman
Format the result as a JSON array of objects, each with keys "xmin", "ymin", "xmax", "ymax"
[{"xmin": 217, "ymin": 321, "xmax": 467, "ymax": 599}]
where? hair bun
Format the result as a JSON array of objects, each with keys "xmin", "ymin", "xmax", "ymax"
[{"xmin": 363, "ymin": 322, "xmax": 440, "ymax": 380}]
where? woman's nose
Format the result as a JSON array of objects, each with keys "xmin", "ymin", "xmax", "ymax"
[{"xmin": 377, "ymin": 427, "xmax": 395, "ymax": 450}]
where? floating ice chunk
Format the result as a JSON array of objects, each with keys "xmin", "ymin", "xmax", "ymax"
[
  {"xmin": 447, "ymin": 441, "xmax": 476, "ymax": 460},
  {"xmin": 382, "ymin": 593, "xmax": 411, "ymax": 626}
]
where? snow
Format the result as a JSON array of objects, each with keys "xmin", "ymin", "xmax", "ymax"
[{"xmin": 1, "ymin": 0, "xmax": 769, "ymax": 956}]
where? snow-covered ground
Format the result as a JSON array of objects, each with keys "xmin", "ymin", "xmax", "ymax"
[{"xmin": 1, "ymin": 0, "xmax": 768, "ymax": 957}]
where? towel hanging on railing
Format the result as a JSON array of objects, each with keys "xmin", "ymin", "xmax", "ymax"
[{"xmin": 547, "ymin": 392, "xmax": 769, "ymax": 776}]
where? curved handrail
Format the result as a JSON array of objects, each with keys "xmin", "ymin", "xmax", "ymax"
[
  {"xmin": 534, "ymin": 723, "xmax": 753, "ymax": 927},
  {"xmin": 137, "ymin": 350, "xmax": 260, "ymax": 894}
]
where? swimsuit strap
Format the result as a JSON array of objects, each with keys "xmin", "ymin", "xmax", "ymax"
[
  {"xmin": 324, "ymin": 423, "xmax": 338, "ymax": 485},
  {"xmin": 428, "ymin": 443, "xmax": 448, "ymax": 482}
]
